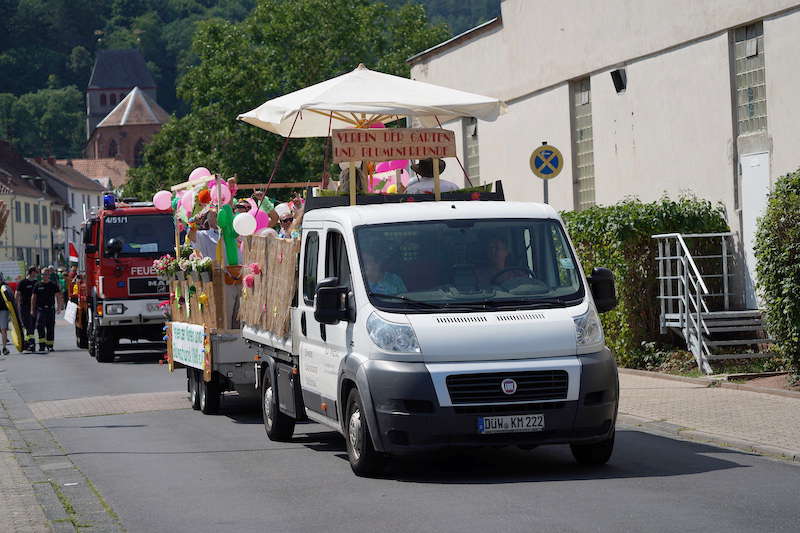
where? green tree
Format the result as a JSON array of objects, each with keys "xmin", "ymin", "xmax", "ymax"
[
  {"xmin": 126, "ymin": 0, "xmax": 449, "ymax": 197},
  {"xmin": 13, "ymin": 86, "xmax": 85, "ymax": 158}
]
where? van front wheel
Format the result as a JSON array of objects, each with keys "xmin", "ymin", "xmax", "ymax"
[
  {"xmin": 570, "ymin": 432, "xmax": 615, "ymax": 465},
  {"xmin": 345, "ymin": 388, "xmax": 385, "ymax": 477}
]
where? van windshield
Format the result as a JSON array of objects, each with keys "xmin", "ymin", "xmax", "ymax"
[
  {"xmin": 355, "ymin": 218, "xmax": 584, "ymax": 312},
  {"xmin": 103, "ymin": 214, "xmax": 175, "ymax": 257}
]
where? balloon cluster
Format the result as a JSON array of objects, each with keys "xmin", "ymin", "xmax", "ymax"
[{"xmin": 151, "ymin": 167, "xmax": 283, "ymax": 267}]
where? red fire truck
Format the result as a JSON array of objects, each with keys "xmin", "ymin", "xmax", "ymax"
[{"xmin": 75, "ymin": 195, "xmax": 175, "ymax": 362}]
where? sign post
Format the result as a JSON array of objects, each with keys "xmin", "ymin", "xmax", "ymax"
[{"xmin": 529, "ymin": 141, "xmax": 564, "ymax": 204}]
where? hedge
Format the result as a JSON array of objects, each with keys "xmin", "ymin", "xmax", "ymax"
[
  {"xmin": 754, "ymin": 169, "xmax": 800, "ymax": 375},
  {"xmin": 562, "ymin": 196, "xmax": 728, "ymax": 367}
]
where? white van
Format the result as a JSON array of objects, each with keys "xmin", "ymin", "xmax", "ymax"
[{"xmin": 243, "ymin": 200, "xmax": 618, "ymax": 476}]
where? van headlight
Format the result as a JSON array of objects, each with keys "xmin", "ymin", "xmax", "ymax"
[
  {"xmin": 366, "ymin": 313, "xmax": 421, "ymax": 353},
  {"xmin": 573, "ymin": 304, "xmax": 603, "ymax": 347}
]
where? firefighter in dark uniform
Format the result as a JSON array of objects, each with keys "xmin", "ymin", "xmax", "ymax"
[
  {"xmin": 16, "ymin": 267, "xmax": 39, "ymax": 352},
  {"xmin": 30, "ymin": 266, "xmax": 62, "ymax": 352}
]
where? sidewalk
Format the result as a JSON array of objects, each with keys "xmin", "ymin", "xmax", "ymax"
[
  {"xmin": 0, "ymin": 426, "xmax": 51, "ymax": 532},
  {"xmin": 619, "ymin": 370, "xmax": 800, "ymax": 462}
]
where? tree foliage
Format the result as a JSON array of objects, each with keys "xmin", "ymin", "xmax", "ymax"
[
  {"xmin": 125, "ymin": 0, "xmax": 450, "ymax": 197},
  {"xmin": 754, "ymin": 169, "xmax": 800, "ymax": 375},
  {"xmin": 562, "ymin": 197, "xmax": 729, "ymax": 367},
  {"xmin": 385, "ymin": 0, "xmax": 500, "ymax": 35},
  {"xmin": 0, "ymin": 86, "xmax": 85, "ymax": 158}
]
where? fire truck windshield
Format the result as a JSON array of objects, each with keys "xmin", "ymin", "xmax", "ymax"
[{"xmin": 103, "ymin": 214, "xmax": 175, "ymax": 257}]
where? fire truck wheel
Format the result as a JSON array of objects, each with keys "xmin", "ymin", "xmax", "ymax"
[
  {"xmin": 188, "ymin": 369, "xmax": 200, "ymax": 410},
  {"xmin": 261, "ymin": 369, "xmax": 294, "ymax": 441},
  {"xmin": 199, "ymin": 376, "xmax": 220, "ymax": 414},
  {"xmin": 75, "ymin": 326, "xmax": 88, "ymax": 349},
  {"xmin": 95, "ymin": 336, "xmax": 116, "ymax": 363}
]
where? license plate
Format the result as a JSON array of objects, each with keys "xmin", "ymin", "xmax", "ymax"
[{"xmin": 478, "ymin": 414, "xmax": 544, "ymax": 434}]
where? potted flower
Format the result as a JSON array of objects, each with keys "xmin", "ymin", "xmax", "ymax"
[
  {"xmin": 176, "ymin": 258, "xmax": 191, "ymax": 280},
  {"xmin": 152, "ymin": 255, "xmax": 178, "ymax": 280},
  {"xmin": 195, "ymin": 257, "xmax": 213, "ymax": 282}
]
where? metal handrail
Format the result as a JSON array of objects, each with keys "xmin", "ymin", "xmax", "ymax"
[{"xmin": 652, "ymin": 233, "xmax": 710, "ymax": 295}]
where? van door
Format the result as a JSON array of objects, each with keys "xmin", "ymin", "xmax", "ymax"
[
  {"xmin": 295, "ymin": 227, "xmax": 328, "ymax": 417},
  {"xmin": 315, "ymin": 225, "xmax": 355, "ymax": 422}
]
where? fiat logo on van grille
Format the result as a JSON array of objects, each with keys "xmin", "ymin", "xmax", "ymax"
[{"xmin": 501, "ymin": 378, "xmax": 518, "ymax": 395}]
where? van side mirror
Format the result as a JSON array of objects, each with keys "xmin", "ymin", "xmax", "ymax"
[
  {"xmin": 588, "ymin": 267, "xmax": 617, "ymax": 313},
  {"xmin": 314, "ymin": 277, "xmax": 352, "ymax": 325}
]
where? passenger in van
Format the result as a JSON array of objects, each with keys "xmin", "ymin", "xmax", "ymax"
[{"xmin": 363, "ymin": 251, "xmax": 406, "ymax": 295}]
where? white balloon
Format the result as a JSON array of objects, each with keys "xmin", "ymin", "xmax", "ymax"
[{"xmin": 232, "ymin": 212, "xmax": 257, "ymax": 236}]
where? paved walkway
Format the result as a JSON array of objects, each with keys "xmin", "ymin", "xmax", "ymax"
[
  {"xmin": 619, "ymin": 371, "xmax": 800, "ymax": 461},
  {"xmin": 0, "ymin": 427, "xmax": 51, "ymax": 532}
]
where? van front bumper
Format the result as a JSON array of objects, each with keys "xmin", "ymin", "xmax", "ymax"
[{"xmin": 362, "ymin": 350, "xmax": 618, "ymax": 454}]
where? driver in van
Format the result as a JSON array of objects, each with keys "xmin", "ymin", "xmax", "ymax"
[{"xmin": 480, "ymin": 238, "xmax": 528, "ymax": 286}]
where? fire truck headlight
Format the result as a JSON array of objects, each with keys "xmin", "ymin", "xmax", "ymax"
[{"xmin": 105, "ymin": 304, "xmax": 125, "ymax": 315}]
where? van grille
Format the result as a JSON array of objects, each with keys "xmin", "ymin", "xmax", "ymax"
[
  {"xmin": 435, "ymin": 316, "xmax": 487, "ymax": 324},
  {"xmin": 496, "ymin": 312, "xmax": 545, "ymax": 322},
  {"xmin": 446, "ymin": 370, "xmax": 569, "ymax": 404}
]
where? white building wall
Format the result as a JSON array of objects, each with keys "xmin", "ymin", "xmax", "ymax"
[
  {"xmin": 479, "ymin": 84, "xmax": 574, "ymax": 211},
  {"xmin": 591, "ymin": 32, "xmax": 737, "ymax": 221},
  {"xmin": 764, "ymin": 9, "xmax": 800, "ymax": 179}
]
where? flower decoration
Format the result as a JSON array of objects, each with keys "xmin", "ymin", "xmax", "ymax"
[
  {"xmin": 243, "ymin": 274, "xmax": 255, "ymax": 289},
  {"xmin": 197, "ymin": 189, "xmax": 211, "ymax": 204},
  {"xmin": 248, "ymin": 263, "xmax": 262, "ymax": 275}
]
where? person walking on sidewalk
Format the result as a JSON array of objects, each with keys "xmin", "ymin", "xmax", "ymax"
[
  {"xmin": 30, "ymin": 266, "xmax": 62, "ymax": 353},
  {"xmin": 15, "ymin": 267, "xmax": 38, "ymax": 352},
  {"xmin": 0, "ymin": 277, "xmax": 10, "ymax": 355}
]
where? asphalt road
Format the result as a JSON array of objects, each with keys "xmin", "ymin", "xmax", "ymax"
[{"xmin": 3, "ymin": 323, "xmax": 800, "ymax": 533}]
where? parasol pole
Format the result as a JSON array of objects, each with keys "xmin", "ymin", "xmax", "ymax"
[
  {"xmin": 349, "ymin": 162, "xmax": 357, "ymax": 206},
  {"xmin": 433, "ymin": 158, "xmax": 441, "ymax": 201}
]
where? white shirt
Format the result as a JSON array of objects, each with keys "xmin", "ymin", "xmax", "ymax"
[
  {"xmin": 191, "ymin": 229, "xmax": 220, "ymax": 259},
  {"xmin": 405, "ymin": 177, "xmax": 460, "ymax": 194}
]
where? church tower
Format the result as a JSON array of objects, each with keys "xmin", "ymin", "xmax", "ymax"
[{"xmin": 86, "ymin": 49, "xmax": 157, "ymax": 139}]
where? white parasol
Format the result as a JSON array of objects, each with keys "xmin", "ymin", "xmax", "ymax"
[{"xmin": 237, "ymin": 64, "xmax": 507, "ymax": 138}]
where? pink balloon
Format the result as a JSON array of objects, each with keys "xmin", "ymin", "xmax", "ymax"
[
  {"xmin": 189, "ymin": 167, "xmax": 211, "ymax": 181},
  {"xmin": 207, "ymin": 179, "xmax": 231, "ymax": 205},
  {"xmin": 181, "ymin": 191, "xmax": 195, "ymax": 214},
  {"xmin": 375, "ymin": 159, "xmax": 408, "ymax": 173},
  {"xmin": 152, "ymin": 190, "xmax": 172, "ymax": 210},
  {"xmin": 246, "ymin": 198, "xmax": 271, "ymax": 231}
]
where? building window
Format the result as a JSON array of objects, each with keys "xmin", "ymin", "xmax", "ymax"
[
  {"xmin": 52, "ymin": 210, "xmax": 60, "ymax": 229},
  {"xmin": 110, "ymin": 93, "xmax": 117, "ymax": 106},
  {"xmin": 25, "ymin": 248, "xmax": 32, "ymax": 266},
  {"xmin": 134, "ymin": 138, "xmax": 145, "ymax": 167},
  {"xmin": 734, "ymin": 21, "xmax": 767, "ymax": 135},
  {"xmin": 24, "ymin": 202, "xmax": 30, "ymax": 223},
  {"xmin": 462, "ymin": 118, "xmax": 480, "ymax": 184},
  {"xmin": 108, "ymin": 139, "xmax": 118, "ymax": 158},
  {"xmin": 14, "ymin": 201, "xmax": 20, "ymax": 223},
  {"xmin": 42, "ymin": 206, "xmax": 48, "ymax": 226},
  {"xmin": 33, "ymin": 205, "xmax": 39, "ymax": 224},
  {"xmin": 16, "ymin": 248, "xmax": 23, "ymax": 261},
  {"xmin": 571, "ymin": 78, "xmax": 595, "ymax": 210},
  {"xmin": 43, "ymin": 249, "xmax": 49, "ymax": 265},
  {"xmin": 100, "ymin": 93, "xmax": 107, "ymax": 106}
]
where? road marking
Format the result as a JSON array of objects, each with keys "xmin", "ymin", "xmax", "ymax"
[{"xmin": 28, "ymin": 391, "xmax": 188, "ymax": 420}]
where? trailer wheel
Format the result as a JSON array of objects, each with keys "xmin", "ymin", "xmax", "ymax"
[
  {"xmin": 261, "ymin": 369, "xmax": 294, "ymax": 441},
  {"xmin": 199, "ymin": 375, "xmax": 220, "ymax": 414},
  {"xmin": 345, "ymin": 388, "xmax": 385, "ymax": 477},
  {"xmin": 188, "ymin": 368, "xmax": 200, "ymax": 410},
  {"xmin": 570, "ymin": 431, "xmax": 615, "ymax": 466}
]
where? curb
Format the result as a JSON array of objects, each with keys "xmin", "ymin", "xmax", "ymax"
[
  {"xmin": 619, "ymin": 367, "xmax": 800, "ymax": 400},
  {"xmin": 618, "ymin": 413, "xmax": 800, "ymax": 464}
]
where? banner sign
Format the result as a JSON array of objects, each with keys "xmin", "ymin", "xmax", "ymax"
[
  {"xmin": 332, "ymin": 128, "xmax": 456, "ymax": 163},
  {"xmin": 171, "ymin": 322, "xmax": 206, "ymax": 370}
]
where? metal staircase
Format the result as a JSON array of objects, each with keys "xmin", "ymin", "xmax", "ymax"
[{"xmin": 652, "ymin": 233, "xmax": 773, "ymax": 374}]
